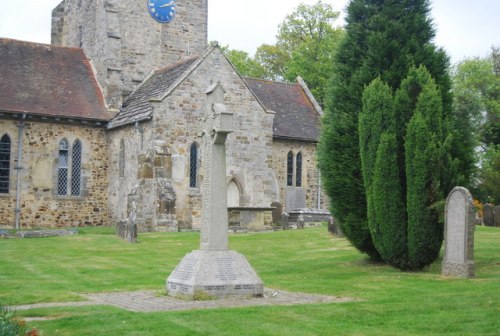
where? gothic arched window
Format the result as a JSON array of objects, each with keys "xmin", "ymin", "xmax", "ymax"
[
  {"xmin": 0, "ymin": 134, "xmax": 11, "ymax": 194},
  {"xmin": 296, "ymin": 152, "xmax": 302, "ymax": 187},
  {"xmin": 71, "ymin": 139, "xmax": 82, "ymax": 196},
  {"xmin": 190, "ymin": 143, "xmax": 198, "ymax": 188},
  {"xmin": 287, "ymin": 151, "xmax": 294, "ymax": 186},
  {"xmin": 58, "ymin": 139, "xmax": 69, "ymax": 195}
]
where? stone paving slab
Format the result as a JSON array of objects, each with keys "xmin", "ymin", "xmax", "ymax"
[{"xmin": 13, "ymin": 288, "xmax": 355, "ymax": 314}]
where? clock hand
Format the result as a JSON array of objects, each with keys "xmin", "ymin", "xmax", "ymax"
[{"xmin": 159, "ymin": 1, "xmax": 175, "ymax": 7}]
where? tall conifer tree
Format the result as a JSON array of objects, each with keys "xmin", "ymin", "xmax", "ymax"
[{"xmin": 318, "ymin": 0, "xmax": 454, "ymax": 259}]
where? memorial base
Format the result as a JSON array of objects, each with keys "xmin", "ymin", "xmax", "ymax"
[
  {"xmin": 442, "ymin": 261, "xmax": 475, "ymax": 278},
  {"xmin": 166, "ymin": 250, "xmax": 264, "ymax": 299}
]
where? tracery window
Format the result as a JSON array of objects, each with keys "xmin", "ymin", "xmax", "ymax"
[
  {"xmin": 296, "ymin": 152, "xmax": 302, "ymax": 187},
  {"xmin": 58, "ymin": 139, "xmax": 69, "ymax": 195},
  {"xmin": 287, "ymin": 151, "xmax": 294, "ymax": 186},
  {"xmin": 57, "ymin": 138, "xmax": 83, "ymax": 196},
  {"xmin": 190, "ymin": 142, "xmax": 198, "ymax": 188},
  {"xmin": 0, "ymin": 134, "xmax": 11, "ymax": 194}
]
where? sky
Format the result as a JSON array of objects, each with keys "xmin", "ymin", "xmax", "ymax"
[{"xmin": 0, "ymin": 0, "xmax": 498, "ymax": 65}]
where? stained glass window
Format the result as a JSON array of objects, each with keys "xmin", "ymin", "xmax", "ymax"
[
  {"xmin": 0, "ymin": 134, "xmax": 11, "ymax": 194},
  {"xmin": 190, "ymin": 143, "xmax": 198, "ymax": 188},
  {"xmin": 296, "ymin": 152, "xmax": 302, "ymax": 187},
  {"xmin": 287, "ymin": 151, "xmax": 293, "ymax": 186}
]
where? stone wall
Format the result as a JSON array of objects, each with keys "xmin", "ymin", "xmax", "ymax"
[
  {"xmin": 0, "ymin": 119, "xmax": 109, "ymax": 228},
  {"xmin": 271, "ymin": 138, "xmax": 329, "ymax": 212},
  {"xmin": 52, "ymin": 0, "xmax": 208, "ymax": 110}
]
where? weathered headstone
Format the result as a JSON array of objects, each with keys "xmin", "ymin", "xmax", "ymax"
[
  {"xmin": 494, "ymin": 206, "xmax": 500, "ymax": 227},
  {"xmin": 442, "ymin": 187, "xmax": 475, "ymax": 278},
  {"xmin": 483, "ymin": 204, "xmax": 494, "ymax": 227},
  {"xmin": 167, "ymin": 87, "xmax": 263, "ymax": 299},
  {"xmin": 117, "ymin": 201, "xmax": 138, "ymax": 243}
]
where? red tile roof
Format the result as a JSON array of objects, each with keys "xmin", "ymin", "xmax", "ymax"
[
  {"xmin": 244, "ymin": 78, "xmax": 321, "ymax": 142},
  {"xmin": 0, "ymin": 38, "xmax": 113, "ymax": 122}
]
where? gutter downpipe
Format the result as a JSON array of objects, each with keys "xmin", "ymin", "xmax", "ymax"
[
  {"xmin": 317, "ymin": 171, "xmax": 321, "ymax": 210},
  {"xmin": 14, "ymin": 113, "xmax": 26, "ymax": 230}
]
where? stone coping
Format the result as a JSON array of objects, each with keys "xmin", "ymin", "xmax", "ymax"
[{"xmin": 12, "ymin": 289, "xmax": 356, "ymax": 314}]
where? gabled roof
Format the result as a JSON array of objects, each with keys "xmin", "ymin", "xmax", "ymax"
[
  {"xmin": 107, "ymin": 56, "xmax": 200, "ymax": 129},
  {"xmin": 243, "ymin": 77, "xmax": 322, "ymax": 142},
  {"xmin": 0, "ymin": 38, "xmax": 112, "ymax": 122}
]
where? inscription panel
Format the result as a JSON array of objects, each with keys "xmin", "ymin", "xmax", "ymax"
[
  {"xmin": 170, "ymin": 256, "xmax": 197, "ymax": 281},
  {"xmin": 216, "ymin": 256, "xmax": 238, "ymax": 281},
  {"xmin": 445, "ymin": 191, "xmax": 467, "ymax": 264}
]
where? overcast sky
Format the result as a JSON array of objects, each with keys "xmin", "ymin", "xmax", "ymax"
[{"xmin": 0, "ymin": 0, "xmax": 498, "ymax": 65}]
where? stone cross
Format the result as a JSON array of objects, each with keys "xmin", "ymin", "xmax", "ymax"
[
  {"xmin": 166, "ymin": 84, "xmax": 263, "ymax": 299},
  {"xmin": 442, "ymin": 186, "xmax": 475, "ymax": 278},
  {"xmin": 199, "ymin": 103, "xmax": 234, "ymax": 251}
]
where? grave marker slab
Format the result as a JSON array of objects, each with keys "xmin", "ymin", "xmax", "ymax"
[
  {"xmin": 483, "ymin": 204, "xmax": 494, "ymax": 227},
  {"xmin": 442, "ymin": 187, "xmax": 475, "ymax": 278},
  {"xmin": 494, "ymin": 206, "xmax": 500, "ymax": 227}
]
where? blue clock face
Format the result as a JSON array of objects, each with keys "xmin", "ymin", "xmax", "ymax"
[{"xmin": 148, "ymin": 0, "xmax": 176, "ymax": 23}]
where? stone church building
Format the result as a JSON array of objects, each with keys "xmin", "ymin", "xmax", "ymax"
[{"xmin": 0, "ymin": 0, "xmax": 328, "ymax": 231}]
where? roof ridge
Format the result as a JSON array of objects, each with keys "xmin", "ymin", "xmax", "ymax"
[{"xmin": 0, "ymin": 37, "xmax": 84, "ymax": 53}]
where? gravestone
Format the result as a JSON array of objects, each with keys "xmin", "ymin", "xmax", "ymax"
[
  {"xmin": 494, "ymin": 206, "xmax": 500, "ymax": 227},
  {"xmin": 167, "ymin": 88, "xmax": 263, "ymax": 299},
  {"xmin": 483, "ymin": 204, "xmax": 494, "ymax": 227},
  {"xmin": 285, "ymin": 187, "xmax": 306, "ymax": 212},
  {"xmin": 117, "ymin": 201, "xmax": 138, "ymax": 243},
  {"xmin": 442, "ymin": 187, "xmax": 475, "ymax": 278}
]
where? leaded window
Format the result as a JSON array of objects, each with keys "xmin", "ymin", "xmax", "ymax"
[
  {"xmin": 0, "ymin": 134, "xmax": 11, "ymax": 194},
  {"xmin": 296, "ymin": 152, "xmax": 302, "ymax": 187},
  {"xmin": 190, "ymin": 143, "xmax": 198, "ymax": 188},
  {"xmin": 71, "ymin": 140, "xmax": 82, "ymax": 196},
  {"xmin": 58, "ymin": 139, "xmax": 69, "ymax": 195},
  {"xmin": 287, "ymin": 151, "xmax": 293, "ymax": 186}
]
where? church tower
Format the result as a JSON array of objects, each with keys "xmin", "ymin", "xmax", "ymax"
[{"xmin": 51, "ymin": 0, "xmax": 208, "ymax": 109}]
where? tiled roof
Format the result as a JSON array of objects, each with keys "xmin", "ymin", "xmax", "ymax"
[
  {"xmin": 107, "ymin": 57, "xmax": 200, "ymax": 129},
  {"xmin": 0, "ymin": 38, "xmax": 112, "ymax": 122},
  {"xmin": 243, "ymin": 78, "xmax": 321, "ymax": 142}
]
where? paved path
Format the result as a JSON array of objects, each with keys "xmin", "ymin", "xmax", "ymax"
[{"xmin": 13, "ymin": 288, "xmax": 355, "ymax": 314}]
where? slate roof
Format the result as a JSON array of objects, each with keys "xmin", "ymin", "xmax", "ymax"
[
  {"xmin": 0, "ymin": 38, "xmax": 112, "ymax": 122},
  {"xmin": 243, "ymin": 78, "xmax": 321, "ymax": 142},
  {"xmin": 107, "ymin": 57, "xmax": 200, "ymax": 129}
]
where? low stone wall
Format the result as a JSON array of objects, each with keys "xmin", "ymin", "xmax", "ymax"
[
  {"xmin": 284, "ymin": 208, "xmax": 332, "ymax": 230},
  {"xmin": 0, "ymin": 229, "xmax": 78, "ymax": 239}
]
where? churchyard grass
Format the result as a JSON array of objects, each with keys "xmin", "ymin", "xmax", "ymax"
[{"xmin": 1, "ymin": 226, "xmax": 499, "ymax": 335}]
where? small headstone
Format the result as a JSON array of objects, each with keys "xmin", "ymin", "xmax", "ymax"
[
  {"xmin": 271, "ymin": 202, "xmax": 283, "ymax": 225},
  {"xmin": 494, "ymin": 206, "xmax": 500, "ymax": 227},
  {"xmin": 442, "ymin": 187, "xmax": 475, "ymax": 278},
  {"xmin": 483, "ymin": 204, "xmax": 494, "ymax": 227},
  {"xmin": 285, "ymin": 187, "xmax": 306, "ymax": 212}
]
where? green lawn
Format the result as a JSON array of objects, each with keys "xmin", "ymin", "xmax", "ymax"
[{"xmin": 1, "ymin": 226, "xmax": 499, "ymax": 335}]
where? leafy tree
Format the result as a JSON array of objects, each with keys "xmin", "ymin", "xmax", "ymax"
[
  {"xmin": 275, "ymin": 0, "xmax": 344, "ymax": 103},
  {"xmin": 318, "ymin": 0, "xmax": 454, "ymax": 260},
  {"xmin": 220, "ymin": 45, "xmax": 266, "ymax": 79},
  {"xmin": 254, "ymin": 44, "xmax": 289, "ymax": 81},
  {"xmin": 452, "ymin": 47, "xmax": 500, "ymax": 202}
]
